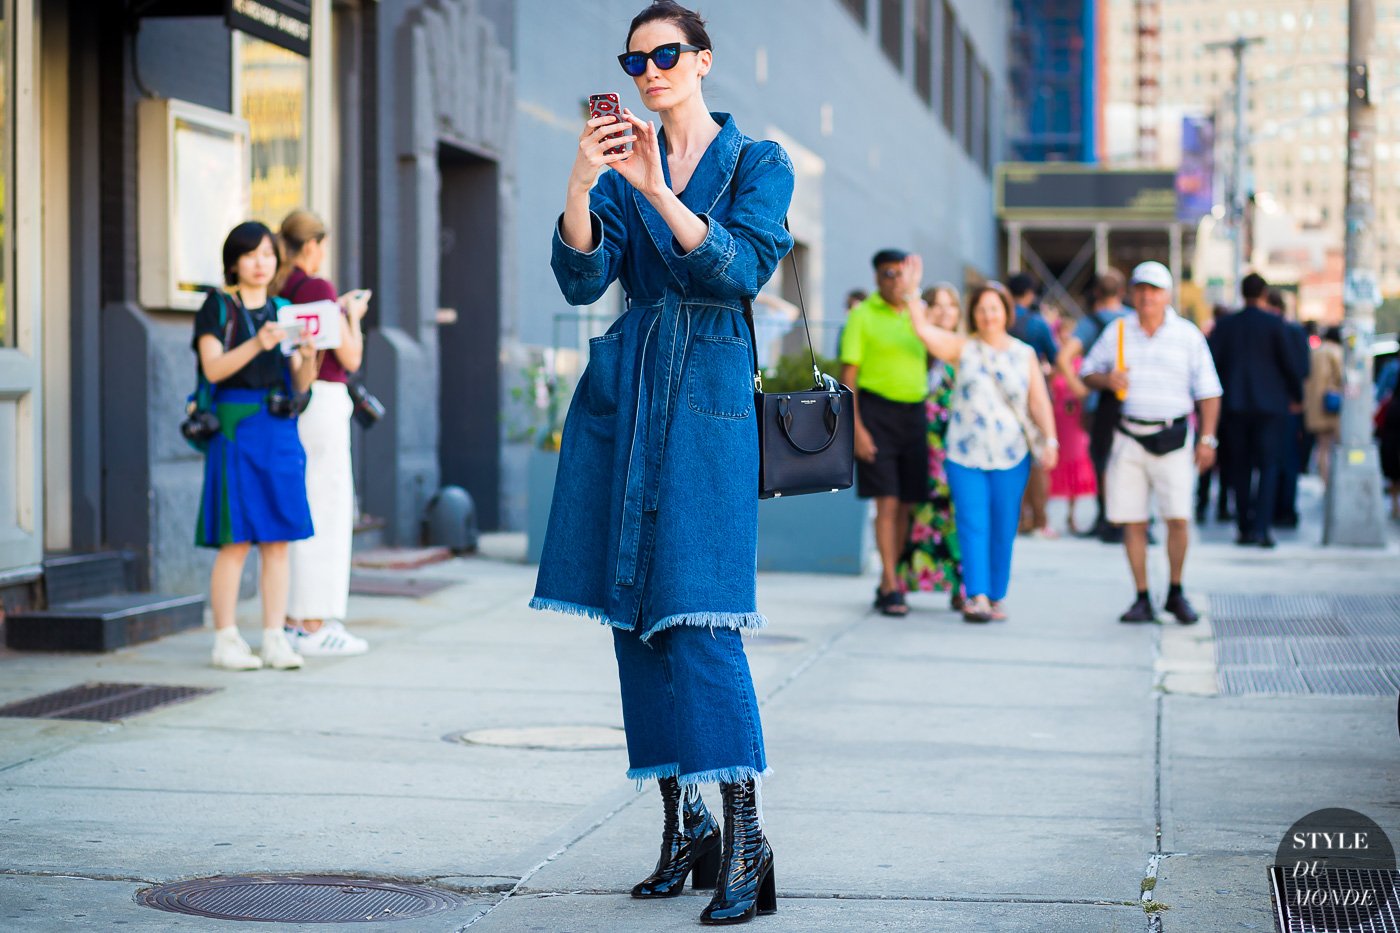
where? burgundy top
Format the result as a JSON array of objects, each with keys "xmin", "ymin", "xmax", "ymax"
[{"xmin": 280, "ymin": 267, "xmax": 352, "ymax": 384}]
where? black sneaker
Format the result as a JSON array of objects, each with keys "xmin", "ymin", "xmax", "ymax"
[
  {"xmin": 1119, "ymin": 597, "xmax": 1157, "ymax": 624},
  {"xmin": 1164, "ymin": 592, "xmax": 1200, "ymax": 624}
]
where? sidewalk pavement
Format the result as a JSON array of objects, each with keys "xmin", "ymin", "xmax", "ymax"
[{"xmin": 2, "ymin": 478, "xmax": 1398, "ymax": 932}]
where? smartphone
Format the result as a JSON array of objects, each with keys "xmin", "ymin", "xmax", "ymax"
[{"xmin": 589, "ymin": 93, "xmax": 631, "ymax": 157}]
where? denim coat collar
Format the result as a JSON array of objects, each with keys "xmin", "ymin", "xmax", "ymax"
[{"xmin": 634, "ymin": 112, "xmax": 744, "ymax": 291}]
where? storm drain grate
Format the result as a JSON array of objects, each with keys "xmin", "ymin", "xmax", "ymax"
[
  {"xmin": 137, "ymin": 874, "xmax": 462, "ymax": 923},
  {"xmin": 1212, "ymin": 594, "xmax": 1400, "ymax": 697},
  {"xmin": 348, "ymin": 575, "xmax": 454, "ymax": 598},
  {"xmin": 0, "ymin": 683, "xmax": 216, "ymax": 722},
  {"xmin": 1269, "ymin": 866, "xmax": 1400, "ymax": 932}
]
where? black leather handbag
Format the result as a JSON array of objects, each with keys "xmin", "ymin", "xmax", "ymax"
[{"xmin": 741, "ymin": 241, "xmax": 855, "ymax": 500}]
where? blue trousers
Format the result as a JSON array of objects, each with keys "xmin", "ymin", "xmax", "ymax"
[
  {"xmin": 945, "ymin": 457, "xmax": 1031, "ymax": 602},
  {"xmin": 612, "ymin": 624, "xmax": 767, "ymax": 787}
]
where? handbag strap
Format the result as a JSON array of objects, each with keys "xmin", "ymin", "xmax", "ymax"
[
  {"xmin": 982, "ymin": 340, "xmax": 1043, "ymax": 453},
  {"xmin": 741, "ymin": 219, "xmax": 819, "ymax": 391}
]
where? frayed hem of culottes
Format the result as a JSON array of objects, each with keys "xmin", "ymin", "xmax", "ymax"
[{"xmin": 528, "ymin": 597, "xmax": 769, "ymax": 644}]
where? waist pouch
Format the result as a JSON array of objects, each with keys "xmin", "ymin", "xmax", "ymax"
[{"xmin": 1118, "ymin": 416, "xmax": 1189, "ymax": 456}]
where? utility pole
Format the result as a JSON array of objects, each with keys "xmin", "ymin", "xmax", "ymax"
[
  {"xmin": 1325, "ymin": 0, "xmax": 1387, "ymax": 547},
  {"xmin": 1205, "ymin": 36, "xmax": 1263, "ymax": 299}
]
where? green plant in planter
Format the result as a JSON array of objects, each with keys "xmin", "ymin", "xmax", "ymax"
[
  {"xmin": 506, "ymin": 359, "xmax": 569, "ymax": 452},
  {"xmin": 761, "ymin": 349, "xmax": 842, "ymax": 393}
]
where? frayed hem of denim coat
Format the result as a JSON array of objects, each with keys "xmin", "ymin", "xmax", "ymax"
[
  {"xmin": 528, "ymin": 597, "xmax": 626, "ymax": 629},
  {"xmin": 642, "ymin": 610, "xmax": 768, "ymax": 643},
  {"xmin": 627, "ymin": 763, "xmax": 680, "ymax": 789},
  {"xmin": 676, "ymin": 765, "xmax": 771, "ymax": 788}
]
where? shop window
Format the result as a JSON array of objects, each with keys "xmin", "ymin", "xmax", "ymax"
[
  {"xmin": 238, "ymin": 36, "xmax": 309, "ymax": 227},
  {"xmin": 941, "ymin": 1, "xmax": 956, "ymax": 133},
  {"xmin": 961, "ymin": 32, "xmax": 974, "ymax": 153},
  {"xmin": 880, "ymin": 0, "xmax": 903, "ymax": 69},
  {"xmin": 914, "ymin": 0, "xmax": 932, "ymax": 106}
]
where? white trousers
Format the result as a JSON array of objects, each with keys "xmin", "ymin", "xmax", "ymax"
[{"xmin": 287, "ymin": 381, "xmax": 355, "ymax": 620}]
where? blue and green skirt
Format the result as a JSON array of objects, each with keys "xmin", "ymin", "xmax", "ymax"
[{"xmin": 196, "ymin": 388, "xmax": 315, "ymax": 548}]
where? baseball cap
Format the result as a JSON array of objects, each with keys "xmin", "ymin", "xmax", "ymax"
[
  {"xmin": 1129, "ymin": 261, "xmax": 1173, "ymax": 290},
  {"xmin": 871, "ymin": 249, "xmax": 909, "ymax": 268}
]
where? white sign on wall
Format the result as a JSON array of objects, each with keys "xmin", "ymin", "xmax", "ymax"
[{"xmin": 139, "ymin": 98, "xmax": 252, "ymax": 311}]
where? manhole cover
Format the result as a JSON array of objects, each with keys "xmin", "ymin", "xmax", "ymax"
[
  {"xmin": 0, "ymin": 683, "xmax": 216, "ymax": 722},
  {"xmin": 445, "ymin": 725, "xmax": 626, "ymax": 751},
  {"xmin": 136, "ymin": 874, "xmax": 462, "ymax": 923}
]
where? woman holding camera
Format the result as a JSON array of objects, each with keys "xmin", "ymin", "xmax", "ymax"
[
  {"xmin": 194, "ymin": 221, "xmax": 319, "ymax": 671},
  {"xmin": 276, "ymin": 210, "xmax": 372, "ymax": 657},
  {"xmin": 530, "ymin": 1, "xmax": 790, "ymax": 924}
]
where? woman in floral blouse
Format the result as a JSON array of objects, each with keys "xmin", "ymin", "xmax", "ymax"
[{"xmin": 898, "ymin": 284, "xmax": 964, "ymax": 610}]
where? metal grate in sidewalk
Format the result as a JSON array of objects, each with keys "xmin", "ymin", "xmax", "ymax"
[
  {"xmin": 1211, "ymin": 594, "xmax": 1400, "ymax": 697},
  {"xmin": 0, "ymin": 683, "xmax": 216, "ymax": 722},
  {"xmin": 1269, "ymin": 865, "xmax": 1400, "ymax": 932}
]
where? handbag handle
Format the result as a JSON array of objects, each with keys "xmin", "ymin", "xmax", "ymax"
[{"xmin": 776, "ymin": 393, "xmax": 843, "ymax": 454}]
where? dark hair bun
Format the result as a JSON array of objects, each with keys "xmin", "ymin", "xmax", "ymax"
[{"xmin": 627, "ymin": 1, "xmax": 712, "ymax": 50}]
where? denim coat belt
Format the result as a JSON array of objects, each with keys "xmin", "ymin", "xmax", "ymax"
[{"xmin": 531, "ymin": 113, "xmax": 797, "ymax": 642}]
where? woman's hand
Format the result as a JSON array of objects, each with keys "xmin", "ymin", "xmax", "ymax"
[
  {"xmin": 610, "ymin": 110, "xmax": 667, "ymax": 198},
  {"xmin": 294, "ymin": 339, "xmax": 317, "ymax": 369},
  {"xmin": 339, "ymin": 290, "xmax": 370, "ymax": 323},
  {"xmin": 1039, "ymin": 441, "xmax": 1059, "ymax": 471},
  {"xmin": 896, "ymin": 255, "xmax": 924, "ymax": 308},
  {"xmin": 568, "ymin": 115, "xmax": 635, "ymax": 193},
  {"xmin": 256, "ymin": 321, "xmax": 286, "ymax": 352}
]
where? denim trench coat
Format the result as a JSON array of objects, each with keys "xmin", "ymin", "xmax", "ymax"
[{"xmin": 530, "ymin": 112, "xmax": 795, "ymax": 642}]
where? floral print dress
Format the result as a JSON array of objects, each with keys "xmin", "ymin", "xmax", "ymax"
[{"xmin": 898, "ymin": 363, "xmax": 962, "ymax": 596}]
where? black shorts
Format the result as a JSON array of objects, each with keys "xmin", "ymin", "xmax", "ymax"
[{"xmin": 856, "ymin": 390, "xmax": 928, "ymax": 503}]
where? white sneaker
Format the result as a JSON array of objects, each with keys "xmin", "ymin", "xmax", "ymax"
[
  {"xmin": 212, "ymin": 628, "xmax": 263, "ymax": 671},
  {"xmin": 286, "ymin": 619, "xmax": 369, "ymax": 657},
  {"xmin": 259, "ymin": 627, "xmax": 305, "ymax": 670}
]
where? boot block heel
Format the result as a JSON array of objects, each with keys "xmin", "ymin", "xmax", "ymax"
[
  {"xmin": 756, "ymin": 862, "xmax": 776, "ymax": 915},
  {"xmin": 691, "ymin": 839, "xmax": 721, "ymax": 890}
]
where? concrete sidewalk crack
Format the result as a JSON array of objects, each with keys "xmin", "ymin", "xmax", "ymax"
[{"xmin": 0, "ymin": 868, "xmax": 156, "ymax": 885}]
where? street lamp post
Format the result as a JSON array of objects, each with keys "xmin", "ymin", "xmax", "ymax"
[
  {"xmin": 1204, "ymin": 36, "xmax": 1264, "ymax": 300},
  {"xmin": 1325, "ymin": 0, "xmax": 1387, "ymax": 546}
]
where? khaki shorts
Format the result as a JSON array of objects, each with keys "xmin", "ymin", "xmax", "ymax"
[{"xmin": 1105, "ymin": 426, "xmax": 1195, "ymax": 524}]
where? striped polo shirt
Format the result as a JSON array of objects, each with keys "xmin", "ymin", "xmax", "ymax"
[{"xmin": 1080, "ymin": 308, "xmax": 1222, "ymax": 421}]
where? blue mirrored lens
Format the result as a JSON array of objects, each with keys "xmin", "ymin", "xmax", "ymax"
[
  {"xmin": 653, "ymin": 44, "xmax": 679, "ymax": 69},
  {"xmin": 620, "ymin": 53, "xmax": 645, "ymax": 76}
]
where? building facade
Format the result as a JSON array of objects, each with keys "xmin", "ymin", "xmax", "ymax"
[
  {"xmin": 1006, "ymin": 0, "xmax": 1098, "ymax": 162},
  {"xmin": 0, "ymin": 0, "xmax": 1006, "ymax": 613},
  {"xmin": 1100, "ymin": 0, "xmax": 1400, "ymax": 301}
]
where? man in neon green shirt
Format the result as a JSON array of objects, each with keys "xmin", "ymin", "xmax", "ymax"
[{"xmin": 840, "ymin": 249, "xmax": 930, "ymax": 617}]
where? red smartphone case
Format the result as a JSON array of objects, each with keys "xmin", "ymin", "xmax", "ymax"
[{"xmin": 589, "ymin": 93, "xmax": 629, "ymax": 157}]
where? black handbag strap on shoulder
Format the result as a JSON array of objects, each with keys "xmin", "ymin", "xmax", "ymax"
[{"xmin": 741, "ymin": 219, "xmax": 822, "ymax": 391}]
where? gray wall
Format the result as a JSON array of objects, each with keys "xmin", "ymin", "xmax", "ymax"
[
  {"xmin": 510, "ymin": 0, "xmax": 1007, "ymax": 349},
  {"xmin": 501, "ymin": 0, "xmax": 1007, "ymax": 530}
]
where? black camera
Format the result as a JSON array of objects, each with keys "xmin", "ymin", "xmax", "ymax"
[
  {"xmin": 348, "ymin": 379, "xmax": 385, "ymax": 429},
  {"xmin": 267, "ymin": 389, "xmax": 312, "ymax": 419},
  {"xmin": 180, "ymin": 406, "xmax": 221, "ymax": 445}
]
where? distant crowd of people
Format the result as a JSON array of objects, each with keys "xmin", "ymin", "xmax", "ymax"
[{"xmin": 838, "ymin": 252, "xmax": 1397, "ymax": 626}]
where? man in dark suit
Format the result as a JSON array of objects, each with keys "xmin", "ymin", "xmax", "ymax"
[
  {"xmin": 1268, "ymin": 289, "xmax": 1311, "ymax": 528},
  {"xmin": 1208, "ymin": 273, "xmax": 1308, "ymax": 548}
]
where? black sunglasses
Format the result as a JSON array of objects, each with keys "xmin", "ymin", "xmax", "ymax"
[{"xmin": 618, "ymin": 42, "xmax": 705, "ymax": 77}]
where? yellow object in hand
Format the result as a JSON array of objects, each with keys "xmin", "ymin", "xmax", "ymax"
[{"xmin": 1114, "ymin": 319, "xmax": 1128, "ymax": 401}]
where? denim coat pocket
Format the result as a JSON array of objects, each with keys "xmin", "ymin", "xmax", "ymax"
[
  {"xmin": 584, "ymin": 333, "xmax": 624, "ymax": 417},
  {"xmin": 687, "ymin": 335, "xmax": 753, "ymax": 420}
]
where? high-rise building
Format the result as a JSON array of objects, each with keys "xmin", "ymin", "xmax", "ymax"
[
  {"xmin": 1100, "ymin": 0, "xmax": 1400, "ymax": 296},
  {"xmin": 1007, "ymin": 0, "xmax": 1099, "ymax": 161}
]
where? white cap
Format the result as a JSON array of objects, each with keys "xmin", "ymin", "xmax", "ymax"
[{"xmin": 1130, "ymin": 261, "xmax": 1173, "ymax": 291}]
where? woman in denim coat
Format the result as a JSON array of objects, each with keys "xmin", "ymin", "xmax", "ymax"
[{"xmin": 530, "ymin": 2, "xmax": 790, "ymax": 925}]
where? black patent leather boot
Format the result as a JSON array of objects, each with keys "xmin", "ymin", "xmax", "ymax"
[
  {"xmin": 699, "ymin": 780, "xmax": 776, "ymax": 925},
  {"xmin": 631, "ymin": 777, "xmax": 722, "ymax": 898}
]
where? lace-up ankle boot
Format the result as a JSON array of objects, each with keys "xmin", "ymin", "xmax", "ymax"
[
  {"xmin": 700, "ymin": 779, "xmax": 776, "ymax": 924},
  {"xmin": 631, "ymin": 776, "xmax": 721, "ymax": 898}
]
